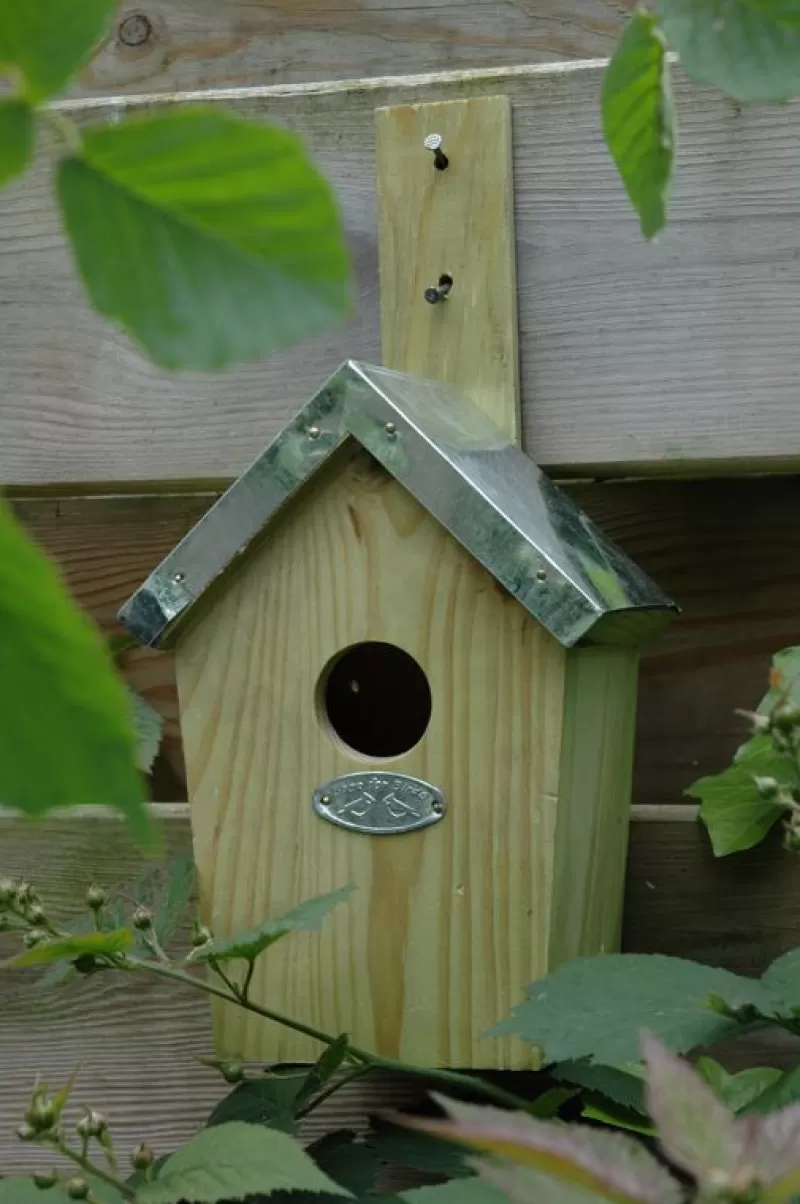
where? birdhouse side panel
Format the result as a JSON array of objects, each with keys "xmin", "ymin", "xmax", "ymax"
[
  {"xmin": 548, "ymin": 644, "xmax": 640, "ymax": 966},
  {"xmin": 174, "ymin": 446, "xmax": 568, "ymax": 1068}
]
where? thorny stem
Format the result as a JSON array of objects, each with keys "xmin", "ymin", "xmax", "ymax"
[
  {"xmin": 48, "ymin": 1134, "xmax": 135, "ymax": 1201},
  {"xmin": 127, "ymin": 955, "xmax": 538, "ymax": 1114}
]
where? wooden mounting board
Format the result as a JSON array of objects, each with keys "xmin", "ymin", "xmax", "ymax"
[{"xmin": 5, "ymin": 64, "xmax": 800, "ymax": 486}]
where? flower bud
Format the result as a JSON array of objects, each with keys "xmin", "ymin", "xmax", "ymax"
[
  {"xmin": 0, "ymin": 877, "xmax": 16, "ymax": 906},
  {"xmin": 16, "ymin": 882, "xmax": 35, "ymax": 908},
  {"xmin": 24, "ymin": 929, "xmax": 47, "ymax": 949},
  {"xmin": 76, "ymin": 1109, "xmax": 107, "ymax": 1139},
  {"xmin": 131, "ymin": 1142, "xmax": 155, "ymax": 1171},
  {"xmin": 771, "ymin": 702, "xmax": 800, "ymax": 731},
  {"xmin": 191, "ymin": 920, "xmax": 213, "ymax": 948},
  {"xmin": 86, "ymin": 885, "xmax": 107, "ymax": 911},
  {"xmin": 783, "ymin": 825, "xmax": 800, "ymax": 854},
  {"xmin": 0, "ymin": 915, "xmax": 9, "ymax": 933},
  {"xmin": 754, "ymin": 776, "xmax": 781, "ymax": 800},
  {"xmin": 220, "ymin": 1062, "xmax": 245, "ymax": 1084},
  {"xmin": 16, "ymin": 1122, "xmax": 38, "ymax": 1142},
  {"xmin": 34, "ymin": 1170, "xmax": 58, "ymax": 1190},
  {"xmin": 66, "ymin": 1179, "xmax": 89, "ymax": 1200},
  {"xmin": 26, "ymin": 1095, "xmax": 56, "ymax": 1132},
  {"xmin": 74, "ymin": 954, "xmax": 99, "ymax": 975},
  {"xmin": 132, "ymin": 906, "xmax": 153, "ymax": 931},
  {"xmin": 27, "ymin": 903, "xmax": 46, "ymax": 925}
]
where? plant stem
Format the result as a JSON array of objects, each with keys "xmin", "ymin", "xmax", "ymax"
[
  {"xmin": 128, "ymin": 956, "xmax": 537, "ymax": 1114},
  {"xmin": 51, "ymin": 1136, "xmax": 135, "ymax": 1201},
  {"xmin": 43, "ymin": 108, "xmax": 83, "ymax": 155},
  {"xmin": 296, "ymin": 1065, "xmax": 371, "ymax": 1119}
]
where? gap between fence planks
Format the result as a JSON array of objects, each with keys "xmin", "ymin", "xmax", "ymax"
[
  {"xmin": 5, "ymin": 63, "xmax": 800, "ymax": 486},
  {"xmin": 2, "ymin": 805, "xmax": 799, "ymax": 1173},
  {"xmin": 77, "ymin": 0, "xmax": 630, "ymax": 98}
]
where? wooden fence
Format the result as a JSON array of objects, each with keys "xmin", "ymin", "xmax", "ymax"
[{"xmin": 3, "ymin": 0, "xmax": 800, "ymax": 1174}]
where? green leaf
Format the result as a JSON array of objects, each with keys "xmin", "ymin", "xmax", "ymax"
[
  {"xmin": 475, "ymin": 1162, "xmax": 615, "ymax": 1204},
  {"xmin": 129, "ymin": 686, "xmax": 164, "ymax": 774},
  {"xmin": 656, "ymin": 0, "xmax": 800, "ymax": 104},
  {"xmin": 37, "ymin": 912, "xmax": 97, "ymax": 988},
  {"xmin": 581, "ymin": 1099, "xmax": 655, "ymax": 1137},
  {"xmin": 695, "ymin": 1057, "xmax": 783, "ymax": 1113},
  {"xmin": 293, "ymin": 1034, "xmax": 351, "ymax": 1113},
  {"xmin": 552, "ymin": 1062, "xmax": 646, "ymax": 1114},
  {"xmin": 642, "ymin": 1034, "xmax": 740, "ymax": 1185},
  {"xmin": 758, "ymin": 647, "xmax": 800, "ymax": 712},
  {"xmin": 367, "ymin": 1117, "xmax": 474, "ymax": 1179},
  {"xmin": 0, "ymin": 501, "xmax": 151, "ymax": 843},
  {"xmin": 0, "ymin": 0, "xmax": 116, "ymax": 101},
  {"xmin": 136, "ymin": 1121, "xmax": 353, "ymax": 1204},
  {"xmin": 743, "ymin": 1063, "xmax": 800, "ymax": 1114},
  {"xmin": 205, "ymin": 1073, "xmax": 306, "ymax": 1133},
  {"xmin": 57, "ymin": 109, "xmax": 350, "ymax": 371},
  {"xmin": 188, "ymin": 884, "xmax": 355, "ymax": 963},
  {"xmin": 308, "ymin": 1131, "xmax": 381, "ymax": 1196},
  {"xmin": 761, "ymin": 946, "xmax": 800, "ymax": 1004},
  {"xmin": 491, "ymin": 954, "xmax": 776, "ymax": 1062},
  {"xmin": 401, "ymin": 1181, "xmax": 509, "ymax": 1204},
  {"xmin": 408, "ymin": 1095, "xmax": 682, "ymax": 1204},
  {"xmin": 7, "ymin": 926, "xmax": 133, "ymax": 967},
  {"xmin": 0, "ymin": 1183, "xmax": 74, "ymax": 1204},
  {"xmin": 0, "ymin": 98, "xmax": 33, "ymax": 186},
  {"xmin": 688, "ymin": 735, "xmax": 793, "ymax": 856},
  {"xmin": 602, "ymin": 12, "xmax": 674, "ymax": 240}
]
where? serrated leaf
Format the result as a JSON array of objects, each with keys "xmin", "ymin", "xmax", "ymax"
[
  {"xmin": 401, "ymin": 1180, "xmax": 509, "ymax": 1204},
  {"xmin": 293, "ymin": 1034, "xmax": 351, "ymax": 1113},
  {"xmin": 188, "ymin": 885, "xmax": 355, "ymax": 963},
  {"xmin": 308, "ymin": 1131, "xmax": 380, "ymax": 1196},
  {"xmin": 0, "ymin": 502, "xmax": 151, "ymax": 843},
  {"xmin": 206, "ymin": 1073, "xmax": 306, "ymax": 1133},
  {"xmin": 696, "ymin": 1058, "xmax": 783, "ymax": 1113},
  {"xmin": 553, "ymin": 1062, "xmax": 646, "ymax": 1114},
  {"xmin": 642, "ymin": 1034, "xmax": 740, "ymax": 1184},
  {"xmin": 602, "ymin": 12, "xmax": 674, "ymax": 240},
  {"xmin": 689, "ymin": 735, "xmax": 793, "ymax": 856},
  {"xmin": 656, "ymin": 0, "xmax": 800, "ymax": 104},
  {"xmin": 57, "ymin": 109, "xmax": 350, "ymax": 371},
  {"xmin": 7, "ymin": 926, "xmax": 133, "ymax": 967},
  {"xmin": 406, "ymin": 1096, "xmax": 682, "ymax": 1204},
  {"xmin": 0, "ymin": 98, "xmax": 33, "ymax": 186},
  {"xmin": 136, "ymin": 1121, "xmax": 352, "ymax": 1204},
  {"xmin": 367, "ymin": 1117, "xmax": 474, "ymax": 1179},
  {"xmin": 491, "ymin": 954, "xmax": 776, "ymax": 1062},
  {"xmin": 129, "ymin": 686, "xmax": 164, "ymax": 774},
  {"xmin": 0, "ymin": 0, "xmax": 116, "ymax": 102}
]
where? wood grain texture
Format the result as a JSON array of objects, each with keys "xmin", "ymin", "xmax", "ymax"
[
  {"xmin": 376, "ymin": 96, "xmax": 519, "ymax": 439},
  {"xmin": 79, "ymin": 1, "xmax": 631, "ymax": 97},
  {"xmin": 14, "ymin": 474, "xmax": 800, "ymax": 810},
  {"xmin": 175, "ymin": 446, "xmax": 567, "ymax": 1067},
  {"xmin": 549, "ymin": 645, "xmax": 639, "ymax": 965},
  {"xmin": 2, "ymin": 807, "xmax": 800, "ymax": 1173},
  {"xmin": 6, "ymin": 64, "xmax": 800, "ymax": 485}
]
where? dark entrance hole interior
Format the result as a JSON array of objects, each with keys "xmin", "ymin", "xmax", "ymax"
[{"xmin": 318, "ymin": 641, "xmax": 432, "ymax": 758}]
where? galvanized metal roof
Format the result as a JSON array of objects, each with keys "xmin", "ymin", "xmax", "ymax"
[{"xmin": 118, "ymin": 361, "xmax": 676, "ymax": 648}]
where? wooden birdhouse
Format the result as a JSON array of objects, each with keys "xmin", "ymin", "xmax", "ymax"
[{"xmin": 121, "ymin": 359, "xmax": 675, "ymax": 1069}]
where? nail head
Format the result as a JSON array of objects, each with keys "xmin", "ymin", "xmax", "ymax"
[
  {"xmin": 118, "ymin": 12, "xmax": 153, "ymax": 47},
  {"xmin": 307, "ymin": 425, "xmax": 321, "ymax": 440}
]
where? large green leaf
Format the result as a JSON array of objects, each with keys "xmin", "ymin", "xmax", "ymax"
[
  {"xmin": 491, "ymin": 954, "xmax": 776, "ymax": 1062},
  {"xmin": 206, "ymin": 1073, "xmax": 306, "ymax": 1134},
  {"xmin": 7, "ymin": 926, "xmax": 133, "ymax": 967},
  {"xmin": 135, "ymin": 1121, "xmax": 352, "ymax": 1204},
  {"xmin": 761, "ymin": 946, "xmax": 800, "ymax": 1003},
  {"xmin": 0, "ymin": 0, "xmax": 116, "ymax": 101},
  {"xmin": 0, "ymin": 99, "xmax": 33, "ymax": 186},
  {"xmin": 188, "ymin": 885, "xmax": 355, "ymax": 963},
  {"xmin": 688, "ymin": 735, "xmax": 793, "ymax": 856},
  {"xmin": 656, "ymin": 0, "xmax": 800, "ymax": 103},
  {"xmin": 367, "ymin": 1117, "xmax": 474, "ymax": 1179},
  {"xmin": 0, "ymin": 1183, "xmax": 84, "ymax": 1204},
  {"xmin": 401, "ymin": 1181, "xmax": 510, "ymax": 1204},
  {"xmin": 601, "ymin": 12, "xmax": 674, "ymax": 240},
  {"xmin": 308, "ymin": 1131, "xmax": 381, "ymax": 1196},
  {"xmin": 57, "ymin": 109, "xmax": 350, "ymax": 371},
  {"xmin": 552, "ymin": 1062, "xmax": 646, "ymax": 1114},
  {"xmin": 0, "ymin": 502, "xmax": 150, "ymax": 842}
]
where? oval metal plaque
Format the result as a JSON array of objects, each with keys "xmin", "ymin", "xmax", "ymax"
[{"xmin": 312, "ymin": 772, "xmax": 446, "ymax": 835}]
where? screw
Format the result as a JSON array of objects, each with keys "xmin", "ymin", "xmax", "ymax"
[
  {"xmin": 118, "ymin": 12, "xmax": 153, "ymax": 47},
  {"xmin": 384, "ymin": 422, "xmax": 397, "ymax": 440},
  {"xmin": 320, "ymin": 795, "xmax": 331, "ymax": 806},
  {"xmin": 172, "ymin": 570, "xmax": 186, "ymax": 585},
  {"xmin": 307, "ymin": 425, "xmax": 321, "ymax": 440},
  {"xmin": 424, "ymin": 133, "xmax": 449, "ymax": 171},
  {"xmin": 535, "ymin": 568, "xmax": 548, "ymax": 582},
  {"xmin": 432, "ymin": 800, "xmax": 444, "ymax": 815},
  {"xmin": 424, "ymin": 274, "xmax": 454, "ymax": 305}
]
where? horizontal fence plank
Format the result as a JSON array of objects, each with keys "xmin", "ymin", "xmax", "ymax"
[
  {"xmin": 1, "ymin": 807, "xmax": 798, "ymax": 1172},
  {"xmin": 5, "ymin": 64, "xmax": 800, "ymax": 485},
  {"xmin": 79, "ymin": 1, "xmax": 629, "ymax": 97},
  {"xmin": 15, "ymin": 475, "xmax": 800, "ymax": 807}
]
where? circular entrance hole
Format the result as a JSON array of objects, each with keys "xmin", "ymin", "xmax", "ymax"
[{"xmin": 317, "ymin": 642, "xmax": 432, "ymax": 759}]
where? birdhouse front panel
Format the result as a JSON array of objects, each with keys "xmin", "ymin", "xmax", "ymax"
[{"xmin": 175, "ymin": 444, "xmax": 569, "ymax": 1068}]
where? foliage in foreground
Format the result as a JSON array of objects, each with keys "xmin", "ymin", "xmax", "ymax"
[{"xmin": 5, "ymin": 860, "xmax": 800, "ymax": 1201}]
